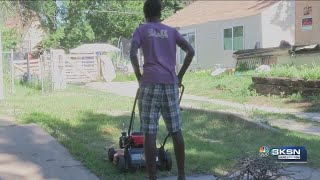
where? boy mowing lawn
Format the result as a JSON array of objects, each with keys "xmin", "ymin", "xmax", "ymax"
[{"xmin": 130, "ymin": 0, "xmax": 194, "ymax": 179}]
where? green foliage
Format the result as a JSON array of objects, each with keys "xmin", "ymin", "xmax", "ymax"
[
  {"xmin": 19, "ymin": 0, "xmax": 58, "ymax": 33},
  {"xmin": 19, "ymin": 74, "xmax": 41, "ymax": 90},
  {"xmin": 113, "ymin": 72, "xmax": 136, "ymax": 82},
  {"xmin": 15, "ymin": 0, "xmax": 187, "ymax": 49},
  {"xmin": 235, "ymin": 62, "xmax": 250, "ymax": 72},
  {"xmin": 62, "ymin": 22, "xmax": 95, "ymax": 49},
  {"xmin": 161, "ymin": 0, "xmax": 186, "ymax": 19},
  {"xmin": 1, "ymin": 28, "xmax": 21, "ymax": 51},
  {"xmin": 0, "ymin": 1, "xmax": 15, "ymax": 26},
  {"xmin": 87, "ymin": 1, "xmax": 144, "ymax": 45},
  {"xmin": 42, "ymin": 27, "xmax": 65, "ymax": 49},
  {"xmin": 184, "ymin": 70, "xmax": 256, "ymax": 100},
  {"xmin": 290, "ymin": 92, "xmax": 303, "ymax": 102},
  {"xmin": 257, "ymin": 64, "xmax": 320, "ymax": 80}
]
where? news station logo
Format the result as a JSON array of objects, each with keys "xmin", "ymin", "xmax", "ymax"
[
  {"xmin": 259, "ymin": 146, "xmax": 269, "ymax": 157},
  {"xmin": 259, "ymin": 146, "xmax": 307, "ymax": 163}
]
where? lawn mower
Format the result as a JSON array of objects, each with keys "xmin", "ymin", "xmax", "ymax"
[{"xmin": 107, "ymin": 85, "xmax": 185, "ymax": 173}]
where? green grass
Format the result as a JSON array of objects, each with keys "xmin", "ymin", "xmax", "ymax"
[
  {"xmin": 183, "ymin": 70, "xmax": 320, "ymax": 111},
  {"xmin": 113, "ymin": 72, "xmax": 137, "ymax": 82},
  {"xmin": 1, "ymin": 84, "xmax": 320, "ymax": 179},
  {"xmin": 183, "ymin": 70, "xmax": 257, "ymax": 102},
  {"xmin": 257, "ymin": 64, "xmax": 320, "ymax": 80},
  {"xmin": 111, "ymin": 66, "xmax": 320, "ymax": 112}
]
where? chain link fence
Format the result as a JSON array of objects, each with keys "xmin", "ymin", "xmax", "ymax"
[{"xmin": 1, "ymin": 50, "xmax": 53, "ymax": 95}]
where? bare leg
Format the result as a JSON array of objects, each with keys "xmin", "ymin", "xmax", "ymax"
[
  {"xmin": 144, "ymin": 133, "xmax": 157, "ymax": 180},
  {"xmin": 171, "ymin": 130, "xmax": 185, "ymax": 180}
]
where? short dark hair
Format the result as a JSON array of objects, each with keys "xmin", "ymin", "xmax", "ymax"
[{"xmin": 143, "ymin": 0, "xmax": 162, "ymax": 19}]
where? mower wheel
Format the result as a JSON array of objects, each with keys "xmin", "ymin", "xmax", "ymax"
[
  {"xmin": 108, "ymin": 148, "xmax": 116, "ymax": 162},
  {"xmin": 165, "ymin": 151, "xmax": 172, "ymax": 171},
  {"xmin": 118, "ymin": 155, "xmax": 127, "ymax": 173}
]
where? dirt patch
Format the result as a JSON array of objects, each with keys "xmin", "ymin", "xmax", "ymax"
[
  {"xmin": 269, "ymin": 119, "xmax": 320, "ymax": 136},
  {"xmin": 247, "ymin": 96, "xmax": 312, "ymax": 111}
]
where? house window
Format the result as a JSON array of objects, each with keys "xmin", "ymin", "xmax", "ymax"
[
  {"xmin": 179, "ymin": 31, "xmax": 195, "ymax": 64},
  {"xmin": 224, "ymin": 28, "xmax": 232, "ymax": 50},
  {"xmin": 224, "ymin": 26, "xmax": 244, "ymax": 51}
]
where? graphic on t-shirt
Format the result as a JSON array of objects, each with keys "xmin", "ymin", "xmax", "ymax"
[{"xmin": 148, "ymin": 29, "xmax": 168, "ymax": 39}]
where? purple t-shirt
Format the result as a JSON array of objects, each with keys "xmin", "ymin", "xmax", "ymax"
[{"xmin": 132, "ymin": 22, "xmax": 185, "ymax": 85}]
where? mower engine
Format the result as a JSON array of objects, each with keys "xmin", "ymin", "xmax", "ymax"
[
  {"xmin": 119, "ymin": 131, "xmax": 144, "ymax": 149},
  {"xmin": 108, "ymin": 131, "xmax": 172, "ymax": 173}
]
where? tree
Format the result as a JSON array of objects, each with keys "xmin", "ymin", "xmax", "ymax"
[
  {"xmin": 87, "ymin": 1, "xmax": 144, "ymax": 45},
  {"xmin": 59, "ymin": 0, "xmax": 95, "ymax": 50},
  {"xmin": 0, "ymin": 1, "xmax": 15, "ymax": 26},
  {"xmin": 2, "ymin": 28, "xmax": 21, "ymax": 51},
  {"xmin": 13, "ymin": 0, "xmax": 189, "ymax": 50}
]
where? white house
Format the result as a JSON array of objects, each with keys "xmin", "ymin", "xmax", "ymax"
[{"xmin": 162, "ymin": 0, "xmax": 296, "ymax": 69}]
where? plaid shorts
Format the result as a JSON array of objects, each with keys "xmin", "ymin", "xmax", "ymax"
[{"xmin": 138, "ymin": 83, "xmax": 182, "ymax": 134}]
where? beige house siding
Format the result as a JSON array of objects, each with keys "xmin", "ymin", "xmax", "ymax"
[
  {"xmin": 295, "ymin": 1, "xmax": 320, "ymax": 46},
  {"xmin": 178, "ymin": 14, "xmax": 262, "ymax": 69},
  {"xmin": 261, "ymin": 1, "xmax": 296, "ymax": 48},
  {"xmin": 22, "ymin": 20, "xmax": 45, "ymax": 51},
  {"xmin": 174, "ymin": 1, "xmax": 299, "ymax": 70}
]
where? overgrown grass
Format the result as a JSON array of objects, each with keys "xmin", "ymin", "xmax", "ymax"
[
  {"xmin": 183, "ymin": 70, "xmax": 320, "ymax": 111},
  {"xmin": 257, "ymin": 64, "xmax": 320, "ymax": 80},
  {"xmin": 113, "ymin": 72, "xmax": 136, "ymax": 82},
  {"xmin": 1, "ymin": 84, "xmax": 320, "ymax": 179},
  {"xmin": 183, "ymin": 70, "xmax": 257, "ymax": 102}
]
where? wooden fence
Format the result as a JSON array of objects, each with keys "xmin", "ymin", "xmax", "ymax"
[
  {"xmin": 13, "ymin": 58, "xmax": 51, "ymax": 79},
  {"xmin": 13, "ymin": 59, "xmax": 41, "ymax": 77},
  {"xmin": 13, "ymin": 53, "xmax": 101, "ymax": 84},
  {"xmin": 65, "ymin": 54, "xmax": 99, "ymax": 83},
  {"xmin": 236, "ymin": 56, "xmax": 277, "ymax": 70}
]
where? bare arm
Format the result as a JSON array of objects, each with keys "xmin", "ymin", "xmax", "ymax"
[
  {"xmin": 130, "ymin": 41, "xmax": 142, "ymax": 82},
  {"xmin": 177, "ymin": 38, "xmax": 195, "ymax": 85}
]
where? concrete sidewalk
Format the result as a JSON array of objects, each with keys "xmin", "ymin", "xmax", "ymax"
[{"xmin": 0, "ymin": 117, "xmax": 99, "ymax": 180}]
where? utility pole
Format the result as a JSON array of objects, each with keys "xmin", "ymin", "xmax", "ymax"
[{"xmin": 0, "ymin": 32, "xmax": 5, "ymax": 101}]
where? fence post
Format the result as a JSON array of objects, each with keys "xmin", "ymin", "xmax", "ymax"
[
  {"xmin": 50, "ymin": 50, "xmax": 54, "ymax": 91},
  {"xmin": 40, "ymin": 55, "xmax": 44, "ymax": 94},
  {"xmin": 0, "ymin": 32, "xmax": 4, "ymax": 101},
  {"xmin": 97, "ymin": 55, "xmax": 101, "ymax": 80},
  {"xmin": 26, "ymin": 40, "xmax": 31, "ymax": 84},
  {"xmin": 51, "ymin": 49, "xmax": 66, "ymax": 90},
  {"xmin": 10, "ymin": 49, "xmax": 14, "ymax": 95}
]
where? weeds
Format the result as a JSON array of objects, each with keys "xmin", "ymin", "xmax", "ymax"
[
  {"xmin": 257, "ymin": 64, "xmax": 320, "ymax": 80},
  {"xmin": 113, "ymin": 72, "xmax": 136, "ymax": 82},
  {"xmin": 290, "ymin": 93, "xmax": 303, "ymax": 102}
]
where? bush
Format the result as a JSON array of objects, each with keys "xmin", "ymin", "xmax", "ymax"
[
  {"xmin": 290, "ymin": 92, "xmax": 303, "ymax": 102},
  {"xmin": 2, "ymin": 28, "xmax": 22, "ymax": 51},
  {"xmin": 20, "ymin": 73, "xmax": 41, "ymax": 90},
  {"xmin": 235, "ymin": 61, "xmax": 250, "ymax": 72}
]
